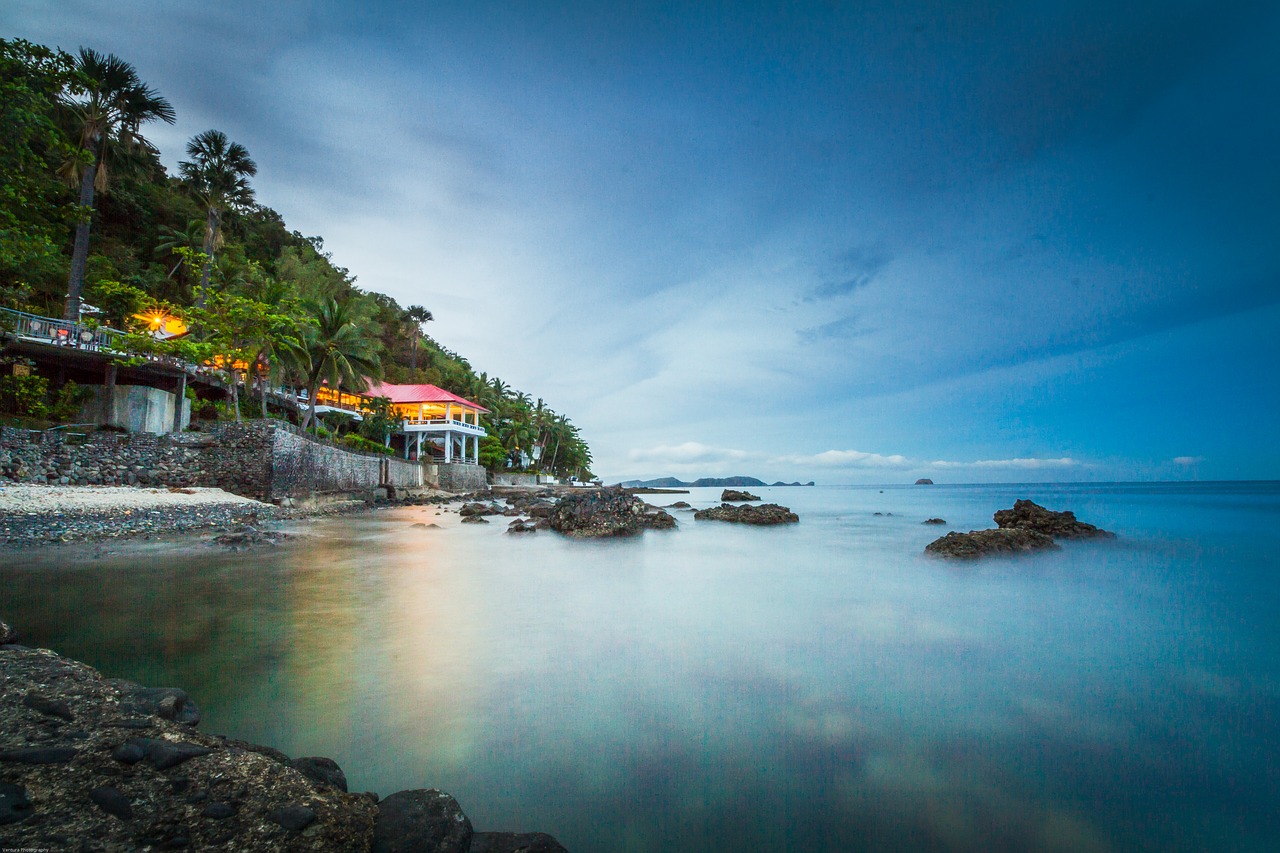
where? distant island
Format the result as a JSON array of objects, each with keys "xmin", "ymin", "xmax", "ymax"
[{"xmin": 617, "ymin": 476, "xmax": 815, "ymax": 488}]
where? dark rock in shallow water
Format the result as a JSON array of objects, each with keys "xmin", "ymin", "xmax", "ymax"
[
  {"xmin": 471, "ymin": 831, "xmax": 570, "ymax": 853},
  {"xmin": 924, "ymin": 528, "xmax": 1059, "ymax": 559},
  {"xmin": 0, "ymin": 746, "xmax": 78, "ymax": 764},
  {"xmin": 507, "ymin": 518, "xmax": 538, "ymax": 534},
  {"xmin": 459, "ymin": 502, "xmax": 503, "ymax": 517},
  {"xmin": 0, "ymin": 782, "xmax": 33, "ymax": 825},
  {"xmin": 0, "ymin": 620, "xmax": 16, "ymax": 644},
  {"xmin": 915, "ymin": 478, "xmax": 934, "ymax": 485},
  {"xmin": 126, "ymin": 737, "xmax": 213, "ymax": 770},
  {"xmin": 23, "ymin": 690, "xmax": 73, "ymax": 720},
  {"xmin": 109, "ymin": 681, "xmax": 201, "ymax": 726},
  {"xmin": 461, "ymin": 514, "xmax": 490, "ymax": 524},
  {"xmin": 89, "ymin": 786, "xmax": 134, "ymax": 820},
  {"xmin": 374, "ymin": 788, "xmax": 473, "ymax": 853},
  {"xmin": 549, "ymin": 487, "xmax": 676, "ymax": 538},
  {"xmin": 720, "ymin": 489, "xmax": 760, "ymax": 502},
  {"xmin": 993, "ymin": 499, "xmax": 1114, "ymax": 538},
  {"xmin": 694, "ymin": 503, "xmax": 799, "ymax": 525},
  {"xmin": 666, "ymin": 501, "xmax": 691, "ymax": 509},
  {"xmin": 270, "ymin": 803, "xmax": 317, "ymax": 831},
  {"xmin": 211, "ymin": 525, "xmax": 289, "ymax": 549},
  {"xmin": 922, "ymin": 518, "xmax": 947, "ymax": 525},
  {"xmin": 291, "ymin": 755, "xmax": 348, "ymax": 792}
]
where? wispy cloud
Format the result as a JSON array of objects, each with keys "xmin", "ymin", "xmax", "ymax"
[
  {"xmin": 929, "ymin": 457, "xmax": 1080, "ymax": 470},
  {"xmin": 1171, "ymin": 456, "xmax": 1204, "ymax": 465}
]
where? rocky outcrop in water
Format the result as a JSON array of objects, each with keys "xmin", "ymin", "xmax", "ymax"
[
  {"xmin": 0, "ymin": 626, "xmax": 568, "ymax": 851},
  {"xmin": 548, "ymin": 488, "xmax": 676, "ymax": 537},
  {"xmin": 922, "ymin": 518, "xmax": 946, "ymax": 525},
  {"xmin": 993, "ymin": 499, "xmax": 1114, "ymax": 538},
  {"xmin": 720, "ymin": 489, "xmax": 760, "ymax": 502},
  {"xmin": 924, "ymin": 528, "xmax": 1059, "ymax": 559},
  {"xmin": 693, "ymin": 503, "xmax": 799, "ymax": 525},
  {"xmin": 915, "ymin": 479, "xmax": 934, "ymax": 485}
]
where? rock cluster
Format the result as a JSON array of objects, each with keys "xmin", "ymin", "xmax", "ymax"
[
  {"xmin": 924, "ymin": 528, "xmax": 1059, "ymax": 559},
  {"xmin": 0, "ymin": 628, "xmax": 568, "ymax": 851},
  {"xmin": 548, "ymin": 488, "xmax": 676, "ymax": 537},
  {"xmin": 993, "ymin": 499, "xmax": 1114, "ymax": 539},
  {"xmin": 719, "ymin": 489, "xmax": 760, "ymax": 502},
  {"xmin": 1, "ymin": 502, "xmax": 274, "ymax": 547},
  {"xmin": 693, "ymin": 503, "xmax": 799, "ymax": 525},
  {"xmin": 925, "ymin": 499, "xmax": 1112, "ymax": 559}
]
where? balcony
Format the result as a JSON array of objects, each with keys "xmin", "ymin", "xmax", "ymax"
[{"xmin": 401, "ymin": 416, "xmax": 486, "ymax": 437}]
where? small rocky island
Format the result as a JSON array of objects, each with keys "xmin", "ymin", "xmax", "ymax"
[
  {"xmin": 547, "ymin": 487, "xmax": 676, "ymax": 537},
  {"xmin": 693, "ymin": 503, "xmax": 799, "ymax": 525},
  {"xmin": 719, "ymin": 489, "xmax": 760, "ymax": 502},
  {"xmin": 0, "ymin": 621, "xmax": 568, "ymax": 851},
  {"xmin": 925, "ymin": 500, "xmax": 1113, "ymax": 559}
]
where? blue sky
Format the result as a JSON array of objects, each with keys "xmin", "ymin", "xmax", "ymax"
[{"xmin": 5, "ymin": 1, "xmax": 1278, "ymax": 482}]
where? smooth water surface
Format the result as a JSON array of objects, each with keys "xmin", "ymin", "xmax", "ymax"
[{"xmin": 4, "ymin": 483, "xmax": 1279, "ymax": 851}]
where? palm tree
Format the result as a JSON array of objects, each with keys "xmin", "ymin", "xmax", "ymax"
[
  {"xmin": 178, "ymin": 129, "xmax": 257, "ymax": 306},
  {"xmin": 62, "ymin": 48, "xmax": 175, "ymax": 321},
  {"xmin": 403, "ymin": 304, "xmax": 433, "ymax": 372},
  {"xmin": 299, "ymin": 296, "xmax": 381, "ymax": 432}
]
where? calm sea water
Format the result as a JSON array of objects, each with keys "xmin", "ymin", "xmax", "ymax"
[{"xmin": 3, "ymin": 483, "xmax": 1279, "ymax": 852}]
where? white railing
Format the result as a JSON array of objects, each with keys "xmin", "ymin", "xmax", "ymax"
[
  {"xmin": 402, "ymin": 416, "xmax": 486, "ymax": 435},
  {"xmin": 1, "ymin": 305, "xmax": 128, "ymax": 352}
]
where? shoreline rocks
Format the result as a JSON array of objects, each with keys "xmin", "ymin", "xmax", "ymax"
[
  {"xmin": 719, "ymin": 489, "xmax": 760, "ymax": 502},
  {"xmin": 924, "ymin": 528, "xmax": 1060, "ymax": 559},
  {"xmin": 993, "ymin": 499, "xmax": 1114, "ymax": 538},
  {"xmin": 0, "ymin": 624, "xmax": 568, "ymax": 851},
  {"xmin": 548, "ymin": 488, "xmax": 676, "ymax": 538},
  {"xmin": 693, "ymin": 503, "xmax": 799, "ymax": 525}
]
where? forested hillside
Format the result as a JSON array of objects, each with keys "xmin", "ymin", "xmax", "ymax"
[{"xmin": 0, "ymin": 38, "xmax": 592, "ymax": 478}]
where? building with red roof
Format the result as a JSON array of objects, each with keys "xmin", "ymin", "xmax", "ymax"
[{"xmin": 309, "ymin": 380, "xmax": 487, "ymax": 464}]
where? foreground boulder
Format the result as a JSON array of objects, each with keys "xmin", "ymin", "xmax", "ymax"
[
  {"xmin": 993, "ymin": 499, "xmax": 1114, "ymax": 538},
  {"xmin": 924, "ymin": 528, "xmax": 1059, "ymax": 559},
  {"xmin": 720, "ymin": 489, "xmax": 760, "ymax": 502},
  {"xmin": 694, "ymin": 503, "xmax": 799, "ymax": 525},
  {"xmin": 548, "ymin": 488, "xmax": 676, "ymax": 538},
  {"xmin": 0, "ymin": 630, "xmax": 569, "ymax": 851}
]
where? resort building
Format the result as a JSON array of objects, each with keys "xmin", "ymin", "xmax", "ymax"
[{"xmin": 309, "ymin": 381, "xmax": 488, "ymax": 464}]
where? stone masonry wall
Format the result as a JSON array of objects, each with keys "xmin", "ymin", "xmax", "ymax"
[
  {"xmin": 425, "ymin": 462, "xmax": 488, "ymax": 492},
  {"xmin": 0, "ymin": 421, "xmax": 423, "ymax": 500}
]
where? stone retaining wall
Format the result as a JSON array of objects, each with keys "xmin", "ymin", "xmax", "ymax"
[
  {"xmin": 0, "ymin": 421, "xmax": 423, "ymax": 500},
  {"xmin": 424, "ymin": 462, "xmax": 487, "ymax": 492}
]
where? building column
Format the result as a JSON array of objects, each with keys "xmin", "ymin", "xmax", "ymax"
[{"xmin": 444, "ymin": 430, "xmax": 453, "ymax": 463}]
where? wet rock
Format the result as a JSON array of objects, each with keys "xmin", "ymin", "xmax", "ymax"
[
  {"xmin": 693, "ymin": 503, "xmax": 799, "ymax": 525},
  {"xmin": 461, "ymin": 515, "xmax": 490, "ymax": 524},
  {"xmin": 507, "ymin": 519, "xmax": 538, "ymax": 534},
  {"xmin": 89, "ymin": 786, "xmax": 134, "ymax": 820},
  {"xmin": 922, "ymin": 518, "xmax": 947, "ymax": 525},
  {"xmin": 112, "ymin": 742, "xmax": 145, "ymax": 764},
  {"xmin": 202, "ymin": 801, "xmax": 235, "ymax": 819},
  {"xmin": 0, "ymin": 746, "xmax": 78, "ymax": 764},
  {"xmin": 0, "ymin": 620, "xmax": 16, "ymax": 644},
  {"xmin": 0, "ymin": 782, "xmax": 34, "ymax": 825},
  {"xmin": 110, "ymin": 682, "xmax": 202, "ymax": 726},
  {"xmin": 548, "ymin": 487, "xmax": 677, "ymax": 538},
  {"xmin": 211, "ymin": 525, "xmax": 290, "ymax": 549},
  {"xmin": 374, "ymin": 788, "xmax": 473, "ymax": 853},
  {"xmin": 126, "ymin": 737, "xmax": 213, "ymax": 770},
  {"xmin": 993, "ymin": 499, "xmax": 1114, "ymax": 539},
  {"xmin": 720, "ymin": 489, "xmax": 760, "ymax": 501},
  {"xmin": 924, "ymin": 528, "xmax": 1060, "ymax": 559},
  {"xmin": 270, "ymin": 803, "xmax": 317, "ymax": 831},
  {"xmin": 471, "ymin": 831, "xmax": 570, "ymax": 853},
  {"xmin": 915, "ymin": 478, "xmax": 934, "ymax": 485},
  {"xmin": 291, "ymin": 755, "xmax": 348, "ymax": 792},
  {"xmin": 459, "ymin": 502, "xmax": 503, "ymax": 517},
  {"xmin": 666, "ymin": 501, "xmax": 691, "ymax": 509},
  {"xmin": 22, "ymin": 690, "xmax": 73, "ymax": 720}
]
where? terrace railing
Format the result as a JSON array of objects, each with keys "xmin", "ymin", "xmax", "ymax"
[{"xmin": 0, "ymin": 305, "xmax": 128, "ymax": 353}]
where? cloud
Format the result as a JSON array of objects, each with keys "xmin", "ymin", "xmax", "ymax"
[
  {"xmin": 1171, "ymin": 456, "xmax": 1204, "ymax": 465},
  {"xmin": 627, "ymin": 442, "xmax": 755, "ymax": 465},
  {"xmin": 776, "ymin": 450, "xmax": 912, "ymax": 469},
  {"xmin": 929, "ymin": 457, "xmax": 1080, "ymax": 470}
]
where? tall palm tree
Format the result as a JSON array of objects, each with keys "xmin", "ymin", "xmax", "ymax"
[
  {"xmin": 178, "ymin": 129, "xmax": 257, "ymax": 306},
  {"xmin": 403, "ymin": 304, "xmax": 433, "ymax": 372},
  {"xmin": 299, "ymin": 296, "xmax": 381, "ymax": 432},
  {"xmin": 62, "ymin": 48, "xmax": 175, "ymax": 321}
]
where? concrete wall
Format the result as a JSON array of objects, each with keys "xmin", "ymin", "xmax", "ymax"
[
  {"xmin": 79, "ymin": 385, "xmax": 190, "ymax": 434},
  {"xmin": 268, "ymin": 426, "xmax": 421, "ymax": 500},
  {"xmin": 424, "ymin": 462, "xmax": 487, "ymax": 492}
]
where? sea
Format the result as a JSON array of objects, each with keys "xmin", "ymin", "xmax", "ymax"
[{"xmin": 3, "ymin": 482, "xmax": 1278, "ymax": 852}]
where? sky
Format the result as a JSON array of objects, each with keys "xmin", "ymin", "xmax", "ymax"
[{"xmin": 5, "ymin": 0, "xmax": 1278, "ymax": 483}]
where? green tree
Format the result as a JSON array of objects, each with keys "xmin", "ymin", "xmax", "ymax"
[
  {"xmin": 178, "ymin": 129, "xmax": 257, "ymax": 306},
  {"xmin": 62, "ymin": 47, "xmax": 175, "ymax": 320},
  {"xmin": 299, "ymin": 296, "xmax": 381, "ymax": 431},
  {"xmin": 403, "ymin": 304, "xmax": 433, "ymax": 373}
]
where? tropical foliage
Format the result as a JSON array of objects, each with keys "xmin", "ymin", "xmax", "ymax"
[{"xmin": 0, "ymin": 37, "xmax": 594, "ymax": 479}]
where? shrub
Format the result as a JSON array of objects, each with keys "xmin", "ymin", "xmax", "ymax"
[
  {"xmin": 0, "ymin": 373, "xmax": 50, "ymax": 418},
  {"xmin": 341, "ymin": 432, "xmax": 394, "ymax": 456}
]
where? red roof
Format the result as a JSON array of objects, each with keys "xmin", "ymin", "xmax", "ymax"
[{"xmin": 364, "ymin": 381, "xmax": 489, "ymax": 412}]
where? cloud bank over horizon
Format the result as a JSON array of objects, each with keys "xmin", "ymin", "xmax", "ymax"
[{"xmin": 4, "ymin": 0, "xmax": 1277, "ymax": 482}]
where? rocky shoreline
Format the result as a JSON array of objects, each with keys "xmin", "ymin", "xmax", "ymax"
[{"xmin": 0, "ymin": 620, "xmax": 568, "ymax": 851}]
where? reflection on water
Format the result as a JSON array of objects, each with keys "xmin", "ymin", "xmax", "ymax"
[{"xmin": 3, "ymin": 483, "xmax": 1279, "ymax": 851}]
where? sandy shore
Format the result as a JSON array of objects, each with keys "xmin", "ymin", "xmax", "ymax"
[
  {"xmin": 0, "ymin": 484, "xmax": 267, "ymax": 514},
  {"xmin": 0, "ymin": 484, "xmax": 274, "ymax": 547}
]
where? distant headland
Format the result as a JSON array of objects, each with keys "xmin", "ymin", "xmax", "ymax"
[{"xmin": 617, "ymin": 476, "xmax": 815, "ymax": 488}]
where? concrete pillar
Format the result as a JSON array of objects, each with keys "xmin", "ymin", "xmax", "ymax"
[
  {"xmin": 174, "ymin": 372, "xmax": 186, "ymax": 433},
  {"xmin": 444, "ymin": 431, "xmax": 453, "ymax": 462}
]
